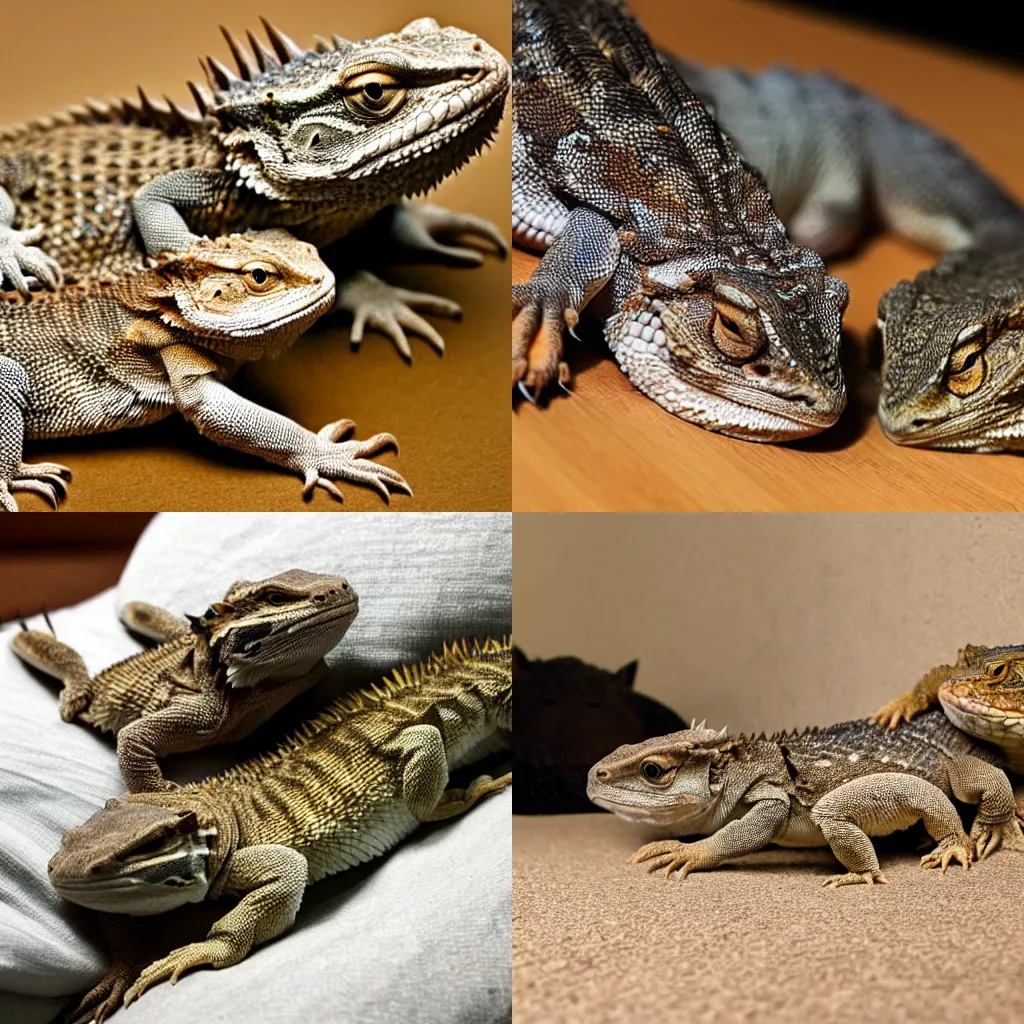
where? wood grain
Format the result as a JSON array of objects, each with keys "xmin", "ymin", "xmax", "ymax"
[{"xmin": 512, "ymin": 0, "xmax": 1024, "ymax": 510}]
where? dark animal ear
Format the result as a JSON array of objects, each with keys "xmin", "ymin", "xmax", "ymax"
[
  {"xmin": 512, "ymin": 646, "xmax": 532, "ymax": 675},
  {"xmin": 615, "ymin": 660, "xmax": 638, "ymax": 688}
]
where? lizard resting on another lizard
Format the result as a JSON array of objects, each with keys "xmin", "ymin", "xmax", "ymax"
[
  {"xmin": 12, "ymin": 569, "xmax": 358, "ymax": 792},
  {"xmin": 512, "ymin": 0, "xmax": 850, "ymax": 441},
  {"xmin": 48, "ymin": 637, "xmax": 512, "ymax": 1024},
  {"xmin": 0, "ymin": 17, "xmax": 509, "ymax": 359},
  {"xmin": 671, "ymin": 59, "xmax": 1024, "ymax": 451},
  {"xmin": 872, "ymin": 643, "xmax": 1024, "ymax": 792},
  {"xmin": 0, "ymin": 227, "xmax": 410, "ymax": 510},
  {"xmin": 587, "ymin": 714, "xmax": 1024, "ymax": 887}
]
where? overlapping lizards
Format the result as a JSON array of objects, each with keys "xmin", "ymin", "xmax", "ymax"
[
  {"xmin": 512, "ymin": 0, "xmax": 850, "ymax": 441},
  {"xmin": 49, "ymin": 637, "xmax": 512, "ymax": 1024}
]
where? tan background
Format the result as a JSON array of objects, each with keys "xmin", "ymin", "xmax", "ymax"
[
  {"xmin": 512, "ymin": 0, "xmax": 1024, "ymax": 511},
  {"xmin": 513, "ymin": 512, "xmax": 1024, "ymax": 733},
  {"xmin": 2, "ymin": 0, "xmax": 509, "ymax": 511}
]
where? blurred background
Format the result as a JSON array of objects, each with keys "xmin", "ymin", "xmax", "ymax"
[
  {"xmin": 0, "ymin": 515, "xmax": 154, "ymax": 623},
  {"xmin": 514, "ymin": 513, "xmax": 1024, "ymax": 735},
  {"xmin": 782, "ymin": 1, "xmax": 1018, "ymax": 64}
]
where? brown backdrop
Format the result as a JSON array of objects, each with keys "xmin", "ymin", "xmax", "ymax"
[
  {"xmin": 513, "ymin": 512, "xmax": 1024, "ymax": 733},
  {"xmin": 2, "ymin": 0, "xmax": 509, "ymax": 511}
]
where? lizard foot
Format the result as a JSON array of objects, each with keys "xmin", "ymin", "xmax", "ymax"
[
  {"xmin": 512, "ymin": 279, "xmax": 574, "ymax": 398},
  {"xmin": 868, "ymin": 690, "xmax": 931, "ymax": 731},
  {"xmin": 293, "ymin": 419, "xmax": 411, "ymax": 504},
  {"xmin": 124, "ymin": 935, "xmax": 242, "ymax": 1006},
  {"xmin": 64, "ymin": 963, "xmax": 139, "ymax": 1024},
  {"xmin": 822, "ymin": 869, "xmax": 888, "ymax": 888},
  {"xmin": 333, "ymin": 270, "xmax": 461, "ymax": 361},
  {"xmin": 8, "ymin": 461, "xmax": 72, "ymax": 510},
  {"xmin": 388, "ymin": 200, "xmax": 508, "ymax": 267},
  {"xmin": 632, "ymin": 839, "xmax": 714, "ymax": 881},
  {"xmin": 972, "ymin": 818, "xmax": 1024, "ymax": 860},
  {"xmin": 0, "ymin": 223, "xmax": 63, "ymax": 294},
  {"xmin": 920, "ymin": 834, "xmax": 973, "ymax": 872}
]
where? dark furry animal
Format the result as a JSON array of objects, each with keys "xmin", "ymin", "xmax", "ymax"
[{"xmin": 514, "ymin": 647, "xmax": 686, "ymax": 813}]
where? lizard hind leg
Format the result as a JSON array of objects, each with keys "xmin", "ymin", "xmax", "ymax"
[{"xmin": 10, "ymin": 631, "xmax": 94, "ymax": 721}]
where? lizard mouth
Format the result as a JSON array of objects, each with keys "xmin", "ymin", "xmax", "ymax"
[
  {"xmin": 939, "ymin": 687, "xmax": 1024, "ymax": 756},
  {"xmin": 225, "ymin": 273, "xmax": 336, "ymax": 339}
]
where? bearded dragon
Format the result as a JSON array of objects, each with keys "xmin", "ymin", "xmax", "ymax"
[
  {"xmin": 12, "ymin": 569, "xmax": 358, "ymax": 792},
  {"xmin": 670, "ymin": 59, "xmax": 1024, "ymax": 450},
  {"xmin": 48, "ymin": 637, "xmax": 512, "ymax": 1024},
  {"xmin": 587, "ymin": 714, "xmax": 1024, "ymax": 887},
  {"xmin": 872, "ymin": 643, "xmax": 1024, "ymax": 788},
  {"xmin": 0, "ymin": 17, "xmax": 509, "ymax": 359},
  {"xmin": 512, "ymin": 0, "xmax": 850, "ymax": 441},
  {"xmin": 0, "ymin": 227, "xmax": 409, "ymax": 510}
]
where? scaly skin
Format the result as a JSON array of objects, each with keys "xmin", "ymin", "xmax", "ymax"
[
  {"xmin": 12, "ymin": 570, "xmax": 359, "ymax": 792},
  {"xmin": 48, "ymin": 638, "xmax": 512, "ymax": 1024},
  {"xmin": 0, "ymin": 18, "xmax": 509, "ymax": 358},
  {"xmin": 512, "ymin": 0, "xmax": 849, "ymax": 440},
  {"xmin": 872, "ymin": 643, "xmax": 1024, "ymax": 785},
  {"xmin": 587, "ymin": 715, "xmax": 1024, "ymax": 887},
  {"xmin": 670, "ymin": 59, "xmax": 1024, "ymax": 451},
  {"xmin": 0, "ymin": 228, "xmax": 410, "ymax": 509}
]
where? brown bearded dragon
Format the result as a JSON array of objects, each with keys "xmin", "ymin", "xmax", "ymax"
[
  {"xmin": 872, "ymin": 643, "xmax": 1024, "ymax": 799},
  {"xmin": 12, "ymin": 569, "xmax": 358, "ymax": 792},
  {"xmin": 512, "ymin": 0, "xmax": 850, "ymax": 441},
  {"xmin": 47, "ymin": 637, "xmax": 512, "ymax": 1024},
  {"xmin": 0, "ymin": 17, "xmax": 509, "ymax": 359},
  {"xmin": 587, "ymin": 715, "xmax": 1024, "ymax": 887},
  {"xmin": 0, "ymin": 228, "xmax": 410, "ymax": 510},
  {"xmin": 669, "ymin": 58, "xmax": 1024, "ymax": 451}
]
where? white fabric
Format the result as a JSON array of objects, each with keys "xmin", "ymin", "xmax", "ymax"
[{"xmin": 0, "ymin": 512, "xmax": 511, "ymax": 1024}]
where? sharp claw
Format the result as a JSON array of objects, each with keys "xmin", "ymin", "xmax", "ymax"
[{"xmin": 516, "ymin": 381, "xmax": 537, "ymax": 405}]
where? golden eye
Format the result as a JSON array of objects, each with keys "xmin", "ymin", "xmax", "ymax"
[
  {"xmin": 240, "ymin": 262, "xmax": 278, "ymax": 292},
  {"xmin": 642, "ymin": 761, "xmax": 664, "ymax": 780},
  {"xmin": 947, "ymin": 334, "xmax": 988, "ymax": 398},
  {"xmin": 986, "ymin": 662, "xmax": 1007, "ymax": 679},
  {"xmin": 344, "ymin": 72, "xmax": 406, "ymax": 117},
  {"xmin": 711, "ymin": 302, "xmax": 764, "ymax": 362}
]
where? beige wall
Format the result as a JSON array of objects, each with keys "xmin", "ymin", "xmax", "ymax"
[{"xmin": 513, "ymin": 513, "xmax": 1024, "ymax": 734}]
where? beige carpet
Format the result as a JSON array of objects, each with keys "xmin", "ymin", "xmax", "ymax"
[{"xmin": 514, "ymin": 813, "xmax": 1024, "ymax": 1023}]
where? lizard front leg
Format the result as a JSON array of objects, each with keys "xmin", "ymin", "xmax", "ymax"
[
  {"xmin": 0, "ymin": 156, "xmax": 63, "ymax": 294},
  {"xmin": 10, "ymin": 630, "xmax": 94, "ymax": 721},
  {"xmin": 632, "ymin": 797, "xmax": 790, "ymax": 881},
  {"xmin": 381, "ymin": 200, "xmax": 508, "ymax": 267},
  {"xmin": 130, "ymin": 168, "xmax": 236, "ymax": 257},
  {"xmin": 0, "ymin": 354, "xmax": 71, "ymax": 511},
  {"xmin": 124, "ymin": 844, "xmax": 308, "ymax": 1006},
  {"xmin": 116, "ymin": 689, "xmax": 229, "ymax": 792},
  {"xmin": 942, "ymin": 755, "xmax": 1024, "ymax": 859},
  {"xmin": 160, "ymin": 343, "xmax": 410, "ymax": 503},
  {"xmin": 512, "ymin": 205, "xmax": 621, "ymax": 399},
  {"xmin": 811, "ymin": 772, "xmax": 973, "ymax": 887}
]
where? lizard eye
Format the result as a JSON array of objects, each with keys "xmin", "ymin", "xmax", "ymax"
[
  {"xmin": 240, "ymin": 262, "xmax": 278, "ymax": 292},
  {"xmin": 711, "ymin": 301, "xmax": 765, "ymax": 362},
  {"xmin": 986, "ymin": 662, "xmax": 1007, "ymax": 679},
  {"xmin": 344, "ymin": 72, "xmax": 406, "ymax": 118},
  {"xmin": 947, "ymin": 328, "xmax": 988, "ymax": 398},
  {"xmin": 642, "ymin": 762, "xmax": 665, "ymax": 781},
  {"xmin": 267, "ymin": 592, "xmax": 289, "ymax": 606}
]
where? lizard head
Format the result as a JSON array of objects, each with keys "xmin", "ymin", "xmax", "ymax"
[
  {"xmin": 587, "ymin": 725, "xmax": 735, "ymax": 829},
  {"xmin": 186, "ymin": 569, "xmax": 359, "ymax": 689},
  {"xmin": 606, "ymin": 258, "xmax": 849, "ymax": 441},
  {"xmin": 936, "ymin": 643, "xmax": 1024, "ymax": 766},
  {"xmin": 142, "ymin": 228, "xmax": 335, "ymax": 360},
  {"xmin": 48, "ymin": 799, "xmax": 215, "ymax": 915},
  {"xmin": 877, "ymin": 247, "xmax": 1024, "ymax": 450},
  {"xmin": 201, "ymin": 19, "xmax": 509, "ymax": 203}
]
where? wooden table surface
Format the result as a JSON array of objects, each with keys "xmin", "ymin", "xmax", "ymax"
[{"xmin": 512, "ymin": 0, "xmax": 1024, "ymax": 510}]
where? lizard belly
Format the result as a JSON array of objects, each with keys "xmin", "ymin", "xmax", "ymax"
[{"xmin": 299, "ymin": 803, "xmax": 419, "ymax": 884}]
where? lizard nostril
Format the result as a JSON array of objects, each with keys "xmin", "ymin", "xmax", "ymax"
[
  {"xmin": 596, "ymin": 768, "xmax": 609, "ymax": 781},
  {"xmin": 314, "ymin": 594, "xmax": 327, "ymax": 603}
]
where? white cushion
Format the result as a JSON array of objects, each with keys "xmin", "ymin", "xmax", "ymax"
[{"xmin": 0, "ymin": 512, "xmax": 511, "ymax": 1023}]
